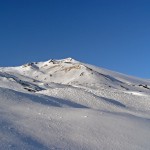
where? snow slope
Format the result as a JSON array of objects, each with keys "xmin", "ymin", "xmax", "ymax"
[{"xmin": 0, "ymin": 58, "xmax": 150, "ymax": 150}]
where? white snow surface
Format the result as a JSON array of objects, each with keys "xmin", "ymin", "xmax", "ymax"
[{"xmin": 0, "ymin": 58, "xmax": 150, "ymax": 150}]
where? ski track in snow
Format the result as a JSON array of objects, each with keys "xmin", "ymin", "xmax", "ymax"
[{"xmin": 0, "ymin": 58, "xmax": 150, "ymax": 150}]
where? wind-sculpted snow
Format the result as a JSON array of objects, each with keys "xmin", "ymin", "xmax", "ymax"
[{"xmin": 0, "ymin": 58, "xmax": 150, "ymax": 150}]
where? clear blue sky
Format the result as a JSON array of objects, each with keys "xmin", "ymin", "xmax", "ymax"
[{"xmin": 0, "ymin": 0, "xmax": 150, "ymax": 78}]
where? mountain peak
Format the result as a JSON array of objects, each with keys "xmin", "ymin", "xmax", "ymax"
[
  {"xmin": 1, "ymin": 57, "xmax": 150, "ymax": 150},
  {"xmin": 59, "ymin": 57, "xmax": 77, "ymax": 63},
  {"xmin": 46, "ymin": 57, "xmax": 78, "ymax": 65}
]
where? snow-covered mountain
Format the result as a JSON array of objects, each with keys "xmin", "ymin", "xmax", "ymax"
[{"xmin": 1, "ymin": 58, "xmax": 150, "ymax": 150}]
